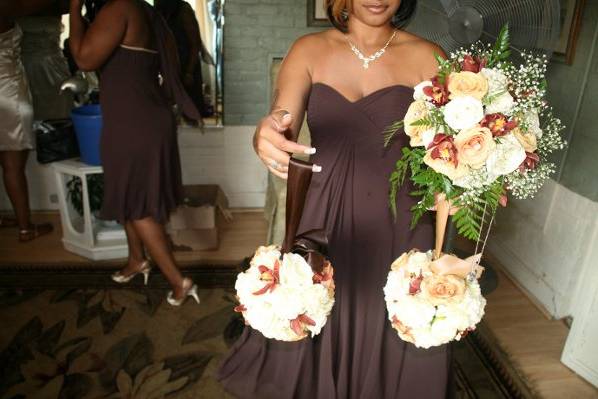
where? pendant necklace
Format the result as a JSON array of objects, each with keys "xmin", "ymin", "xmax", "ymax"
[{"xmin": 347, "ymin": 30, "xmax": 398, "ymax": 69}]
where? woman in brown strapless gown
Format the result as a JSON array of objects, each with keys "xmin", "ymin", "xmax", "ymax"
[
  {"xmin": 68, "ymin": 0, "xmax": 201, "ymax": 304},
  {"xmin": 218, "ymin": 0, "xmax": 453, "ymax": 397}
]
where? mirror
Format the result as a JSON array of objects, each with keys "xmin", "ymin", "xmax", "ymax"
[
  {"xmin": 153, "ymin": 0, "xmax": 224, "ymax": 127},
  {"xmin": 61, "ymin": 0, "xmax": 225, "ymax": 127}
]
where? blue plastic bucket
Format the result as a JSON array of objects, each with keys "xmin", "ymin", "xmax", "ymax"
[{"xmin": 71, "ymin": 104, "xmax": 102, "ymax": 166}]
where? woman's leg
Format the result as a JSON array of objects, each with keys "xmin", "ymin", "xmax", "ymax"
[
  {"xmin": 117, "ymin": 221, "xmax": 148, "ymax": 276},
  {"xmin": 0, "ymin": 150, "xmax": 31, "ymax": 229},
  {"xmin": 131, "ymin": 216, "xmax": 187, "ymax": 298}
]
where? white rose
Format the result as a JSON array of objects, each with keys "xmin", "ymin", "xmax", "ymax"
[
  {"xmin": 392, "ymin": 296, "xmax": 436, "ymax": 330},
  {"xmin": 480, "ymin": 68, "xmax": 509, "ymax": 96},
  {"xmin": 413, "ymin": 80, "xmax": 432, "ymax": 101},
  {"xmin": 250, "ymin": 246, "xmax": 280, "ymax": 269},
  {"xmin": 269, "ymin": 286, "xmax": 306, "ymax": 320},
  {"xmin": 235, "ymin": 269, "xmax": 270, "ymax": 307},
  {"xmin": 486, "ymin": 134, "xmax": 527, "ymax": 180},
  {"xmin": 410, "ymin": 328, "xmax": 438, "ymax": 349},
  {"xmin": 384, "ymin": 270, "xmax": 412, "ymax": 300},
  {"xmin": 303, "ymin": 284, "xmax": 334, "ymax": 336},
  {"xmin": 521, "ymin": 110, "xmax": 543, "ymax": 138},
  {"xmin": 485, "ymin": 91, "xmax": 515, "ymax": 115},
  {"xmin": 244, "ymin": 302, "xmax": 280, "ymax": 338},
  {"xmin": 407, "ymin": 251, "xmax": 433, "ymax": 274},
  {"xmin": 279, "ymin": 253, "xmax": 314, "ymax": 288},
  {"xmin": 430, "ymin": 316, "xmax": 459, "ymax": 345},
  {"xmin": 442, "ymin": 96, "xmax": 484, "ymax": 131}
]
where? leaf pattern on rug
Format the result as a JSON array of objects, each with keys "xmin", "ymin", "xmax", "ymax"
[
  {"xmin": 100, "ymin": 333, "xmax": 154, "ymax": 391},
  {"xmin": 2, "ymin": 318, "xmax": 100, "ymax": 399},
  {"xmin": 50, "ymin": 288, "xmax": 164, "ymax": 334},
  {"xmin": 182, "ymin": 306, "xmax": 236, "ymax": 345},
  {"xmin": 107, "ymin": 362, "xmax": 188, "ymax": 399}
]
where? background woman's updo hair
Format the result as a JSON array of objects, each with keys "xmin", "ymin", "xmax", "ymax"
[{"xmin": 326, "ymin": 0, "xmax": 417, "ymax": 32}]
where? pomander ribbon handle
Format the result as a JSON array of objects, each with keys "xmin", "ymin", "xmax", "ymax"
[
  {"xmin": 434, "ymin": 194, "xmax": 451, "ymax": 260},
  {"xmin": 281, "ymin": 158, "xmax": 315, "ymax": 255}
]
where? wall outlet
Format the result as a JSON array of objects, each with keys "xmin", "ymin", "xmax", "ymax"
[{"xmin": 49, "ymin": 194, "xmax": 59, "ymax": 204}]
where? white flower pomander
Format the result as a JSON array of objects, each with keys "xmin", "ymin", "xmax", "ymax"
[
  {"xmin": 443, "ymin": 96, "xmax": 484, "ymax": 131},
  {"xmin": 481, "ymin": 68, "xmax": 509, "ymax": 95},
  {"xmin": 384, "ymin": 250, "xmax": 487, "ymax": 348},
  {"xmin": 486, "ymin": 134, "xmax": 527, "ymax": 180},
  {"xmin": 234, "ymin": 246, "xmax": 335, "ymax": 342},
  {"xmin": 485, "ymin": 91, "xmax": 515, "ymax": 115},
  {"xmin": 521, "ymin": 109, "xmax": 543, "ymax": 138},
  {"xmin": 413, "ymin": 80, "xmax": 432, "ymax": 101}
]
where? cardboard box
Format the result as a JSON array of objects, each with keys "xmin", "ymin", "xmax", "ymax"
[{"xmin": 166, "ymin": 185, "xmax": 232, "ymax": 251}]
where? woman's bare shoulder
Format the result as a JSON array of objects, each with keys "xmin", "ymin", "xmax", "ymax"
[
  {"xmin": 288, "ymin": 29, "xmax": 339, "ymax": 55},
  {"xmin": 398, "ymin": 30, "xmax": 446, "ymax": 58},
  {"xmin": 396, "ymin": 30, "xmax": 446, "ymax": 80}
]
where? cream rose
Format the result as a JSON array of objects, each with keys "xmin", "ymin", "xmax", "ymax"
[
  {"xmin": 424, "ymin": 152, "xmax": 469, "ymax": 182},
  {"xmin": 454, "ymin": 126, "xmax": 496, "ymax": 169},
  {"xmin": 421, "ymin": 274, "xmax": 466, "ymax": 306},
  {"xmin": 404, "ymin": 100, "xmax": 431, "ymax": 146},
  {"xmin": 448, "ymin": 71, "xmax": 489, "ymax": 100},
  {"xmin": 512, "ymin": 127, "xmax": 537, "ymax": 152}
]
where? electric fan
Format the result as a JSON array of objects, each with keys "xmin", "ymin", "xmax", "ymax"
[{"xmin": 405, "ymin": 0, "xmax": 561, "ymax": 62}]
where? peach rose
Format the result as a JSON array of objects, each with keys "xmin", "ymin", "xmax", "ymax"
[
  {"xmin": 424, "ymin": 153, "xmax": 469, "ymax": 181},
  {"xmin": 421, "ymin": 274, "xmax": 466, "ymax": 306},
  {"xmin": 404, "ymin": 100, "xmax": 431, "ymax": 147},
  {"xmin": 454, "ymin": 126, "xmax": 496, "ymax": 169},
  {"xmin": 448, "ymin": 71, "xmax": 489, "ymax": 101},
  {"xmin": 512, "ymin": 127, "xmax": 537, "ymax": 152}
]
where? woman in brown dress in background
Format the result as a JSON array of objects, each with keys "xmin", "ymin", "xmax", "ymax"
[
  {"xmin": 218, "ymin": 0, "xmax": 454, "ymax": 397},
  {"xmin": 68, "ymin": 0, "xmax": 201, "ymax": 304}
]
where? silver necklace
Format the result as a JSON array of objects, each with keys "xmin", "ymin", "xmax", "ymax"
[{"xmin": 347, "ymin": 30, "xmax": 397, "ymax": 69}]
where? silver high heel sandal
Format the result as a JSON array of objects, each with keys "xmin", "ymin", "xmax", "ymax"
[
  {"xmin": 167, "ymin": 278, "xmax": 200, "ymax": 306},
  {"xmin": 111, "ymin": 261, "xmax": 152, "ymax": 285}
]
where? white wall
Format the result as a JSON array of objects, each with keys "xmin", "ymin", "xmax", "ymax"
[
  {"xmin": 489, "ymin": 179, "xmax": 598, "ymax": 319},
  {"xmin": 0, "ymin": 126, "xmax": 268, "ymax": 211}
]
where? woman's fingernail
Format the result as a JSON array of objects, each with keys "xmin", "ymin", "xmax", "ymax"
[
  {"xmin": 304, "ymin": 147, "xmax": 316, "ymax": 155},
  {"xmin": 312, "ymin": 164, "xmax": 322, "ymax": 173}
]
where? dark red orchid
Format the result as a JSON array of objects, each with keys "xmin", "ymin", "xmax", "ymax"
[
  {"xmin": 461, "ymin": 55, "xmax": 487, "ymax": 73},
  {"xmin": 290, "ymin": 313, "xmax": 316, "ymax": 337},
  {"xmin": 409, "ymin": 273, "xmax": 424, "ymax": 295},
  {"xmin": 422, "ymin": 76, "xmax": 449, "ymax": 106},
  {"xmin": 519, "ymin": 152, "xmax": 540, "ymax": 173},
  {"xmin": 252, "ymin": 260, "xmax": 281, "ymax": 295},
  {"xmin": 481, "ymin": 113, "xmax": 518, "ymax": 137},
  {"xmin": 428, "ymin": 134, "xmax": 459, "ymax": 167}
]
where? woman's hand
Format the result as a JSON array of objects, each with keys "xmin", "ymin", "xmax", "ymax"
[{"xmin": 254, "ymin": 109, "xmax": 320, "ymax": 179}]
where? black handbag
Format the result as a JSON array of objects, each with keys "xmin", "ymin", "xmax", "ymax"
[{"xmin": 35, "ymin": 119, "xmax": 80, "ymax": 164}]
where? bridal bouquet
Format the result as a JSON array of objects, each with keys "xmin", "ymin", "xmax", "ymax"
[
  {"xmin": 234, "ymin": 245, "xmax": 335, "ymax": 341},
  {"xmin": 384, "ymin": 25, "xmax": 565, "ymax": 240},
  {"xmin": 383, "ymin": 250, "xmax": 485, "ymax": 348},
  {"xmin": 382, "ymin": 25, "xmax": 565, "ymax": 348}
]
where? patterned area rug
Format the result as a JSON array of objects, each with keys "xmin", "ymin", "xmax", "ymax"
[{"xmin": 0, "ymin": 287, "xmax": 522, "ymax": 399}]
